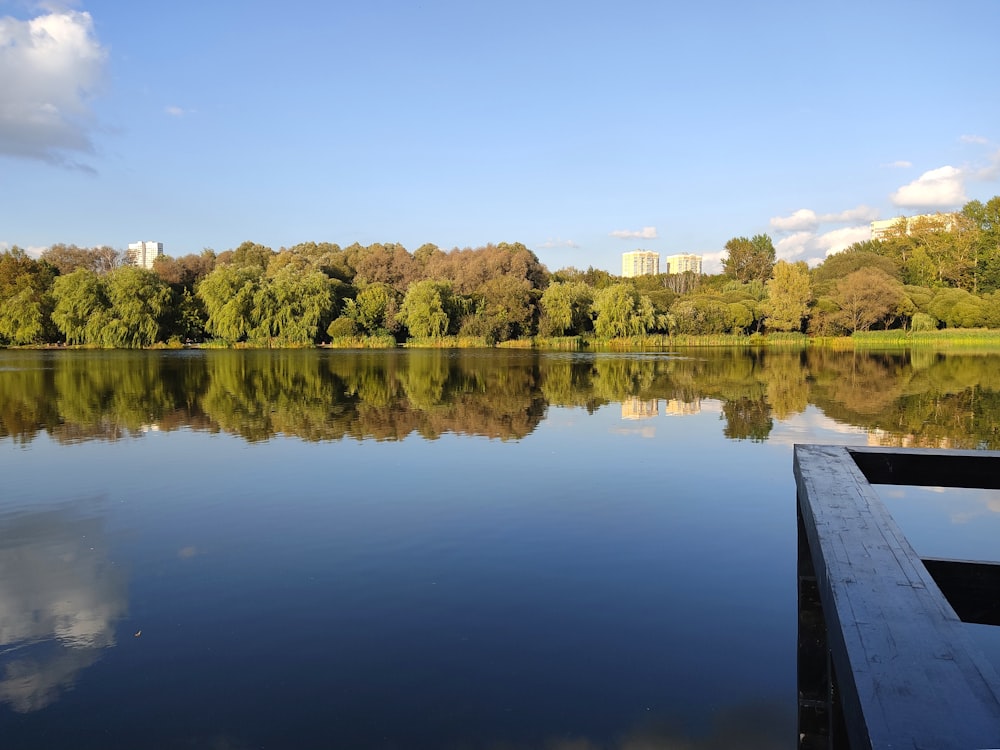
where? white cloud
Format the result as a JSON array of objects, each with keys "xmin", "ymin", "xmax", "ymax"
[
  {"xmin": 774, "ymin": 231, "xmax": 814, "ymax": 260},
  {"xmin": 891, "ymin": 165, "xmax": 967, "ymax": 207},
  {"xmin": 699, "ymin": 249, "xmax": 726, "ymax": 274},
  {"xmin": 773, "ymin": 225, "xmax": 872, "ymax": 265},
  {"xmin": 817, "ymin": 225, "xmax": 872, "ymax": 256},
  {"xmin": 883, "ymin": 160, "xmax": 912, "ymax": 169},
  {"xmin": 769, "ymin": 206, "xmax": 877, "ymax": 233},
  {"xmin": 826, "ymin": 206, "xmax": 879, "ymax": 224},
  {"xmin": 537, "ymin": 238, "xmax": 579, "ymax": 249},
  {"xmin": 165, "ymin": 105, "xmax": 186, "ymax": 117},
  {"xmin": 609, "ymin": 226, "xmax": 657, "ymax": 240},
  {"xmin": 960, "ymin": 134, "xmax": 989, "ymax": 145},
  {"xmin": 0, "ymin": 10, "xmax": 108, "ymax": 168},
  {"xmin": 770, "ymin": 209, "xmax": 818, "ymax": 233}
]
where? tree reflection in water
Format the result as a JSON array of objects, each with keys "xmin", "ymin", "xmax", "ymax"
[{"xmin": 2, "ymin": 348, "xmax": 1000, "ymax": 448}]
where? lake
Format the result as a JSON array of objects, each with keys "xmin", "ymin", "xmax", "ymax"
[{"xmin": 2, "ymin": 348, "xmax": 999, "ymax": 749}]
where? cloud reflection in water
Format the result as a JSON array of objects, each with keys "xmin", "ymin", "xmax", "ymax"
[{"xmin": 0, "ymin": 508, "xmax": 126, "ymax": 712}]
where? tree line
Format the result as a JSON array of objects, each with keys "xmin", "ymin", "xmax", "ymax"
[{"xmin": 1, "ymin": 196, "xmax": 998, "ymax": 348}]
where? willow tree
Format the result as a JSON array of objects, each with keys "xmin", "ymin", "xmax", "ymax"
[
  {"xmin": 539, "ymin": 281, "xmax": 592, "ymax": 336},
  {"xmin": 100, "ymin": 267, "xmax": 172, "ymax": 347},
  {"xmin": 197, "ymin": 265, "xmax": 264, "ymax": 342},
  {"xmin": 399, "ymin": 280, "xmax": 454, "ymax": 338},
  {"xmin": 592, "ymin": 283, "xmax": 656, "ymax": 338},
  {"xmin": 0, "ymin": 248, "xmax": 55, "ymax": 344},
  {"xmin": 51, "ymin": 268, "xmax": 111, "ymax": 344},
  {"xmin": 253, "ymin": 267, "xmax": 335, "ymax": 344}
]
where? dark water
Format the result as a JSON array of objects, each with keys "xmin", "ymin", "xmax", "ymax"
[{"xmin": 1, "ymin": 348, "xmax": 998, "ymax": 749}]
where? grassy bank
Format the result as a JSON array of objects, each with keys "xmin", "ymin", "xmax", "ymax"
[{"xmin": 10, "ymin": 329, "xmax": 1000, "ymax": 352}]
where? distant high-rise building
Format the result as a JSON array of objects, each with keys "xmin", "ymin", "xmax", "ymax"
[
  {"xmin": 127, "ymin": 241, "xmax": 164, "ymax": 269},
  {"xmin": 665, "ymin": 253, "xmax": 703, "ymax": 275},
  {"xmin": 621, "ymin": 251, "xmax": 659, "ymax": 277},
  {"xmin": 870, "ymin": 213, "xmax": 958, "ymax": 240}
]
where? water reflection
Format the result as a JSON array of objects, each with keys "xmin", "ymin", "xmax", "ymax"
[
  {"xmin": 0, "ymin": 507, "xmax": 126, "ymax": 712},
  {"xmin": 2, "ymin": 348, "xmax": 1000, "ymax": 448}
]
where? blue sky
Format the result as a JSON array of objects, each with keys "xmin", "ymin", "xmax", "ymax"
[{"xmin": 2, "ymin": 0, "xmax": 998, "ymax": 274}]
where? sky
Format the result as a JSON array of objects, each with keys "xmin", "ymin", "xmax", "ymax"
[{"xmin": 1, "ymin": 0, "xmax": 999, "ymax": 274}]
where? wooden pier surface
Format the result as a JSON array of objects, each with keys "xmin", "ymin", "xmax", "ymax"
[{"xmin": 794, "ymin": 444, "xmax": 1000, "ymax": 749}]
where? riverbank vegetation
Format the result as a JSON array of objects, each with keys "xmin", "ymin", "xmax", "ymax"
[{"xmin": 2, "ymin": 196, "xmax": 998, "ymax": 349}]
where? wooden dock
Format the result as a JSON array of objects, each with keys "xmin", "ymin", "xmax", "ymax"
[{"xmin": 794, "ymin": 444, "xmax": 1000, "ymax": 750}]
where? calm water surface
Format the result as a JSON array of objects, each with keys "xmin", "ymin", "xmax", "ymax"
[{"xmin": 2, "ymin": 349, "xmax": 998, "ymax": 749}]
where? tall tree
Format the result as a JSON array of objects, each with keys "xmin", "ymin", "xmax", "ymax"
[
  {"xmin": 0, "ymin": 248, "xmax": 56, "ymax": 344},
  {"xmin": 763, "ymin": 260, "xmax": 812, "ymax": 332},
  {"xmin": 101, "ymin": 267, "xmax": 172, "ymax": 348},
  {"xmin": 197, "ymin": 265, "xmax": 264, "ymax": 342},
  {"xmin": 51, "ymin": 269, "xmax": 111, "ymax": 344},
  {"xmin": 252, "ymin": 268, "xmax": 336, "ymax": 344},
  {"xmin": 722, "ymin": 234, "xmax": 776, "ymax": 283}
]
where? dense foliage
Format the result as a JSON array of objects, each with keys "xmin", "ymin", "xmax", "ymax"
[{"xmin": 2, "ymin": 196, "xmax": 999, "ymax": 348}]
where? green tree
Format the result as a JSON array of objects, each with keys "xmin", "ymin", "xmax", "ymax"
[
  {"xmin": 399, "ymin": 280, "xmax": 454, "ymax": 338},
  {"xmin": 100, "ymin": 267, "xmax": 172, "ymax": 348},
  {"xmin": 350, "ymin": 282, "xmax": 402, "ymax": 335},
  {"xmin": 465, "ymin": 276, "xmax": 535, "ymax": 342},
  {"xmin": 670, "ymin": 296, "xmax": 737, "ymax": 335},
  {"xmin": 51, "ymin": 268, "xmax": 110, "ymax": 344},
  {"xmin": 927, "ymin": 288, "xmax": 987, "ymax": 328},
  {"xmin": 963, "ymin": 196, "xmax": 1000, "ymax": 294},
  {"xmin": 722, "ymin": 234, "xmax": 776, "ymax": 283},
  {"xmin": 539, "ymin": 281, "xmax": 593, "ymax": 336},
  {"xmin": 0, "ymin": 248, "xmax": 56, "ymax": 344},
  {"xmin": 197, "ymin": 265, "xmax": 264, "ymax": 342},
  {"xmin": 592, "ymin": 283, "xmax": 655, "ymax": 337},
  {"xmin": 762, "ymin": 260, "xmax": 812, "ymax": 332},
  {"xmin": 811, "ymin": 246, "xmax": 901, "ymax": 296},
  {"xmin": 253, "ymin": 268, "xmax": 335, "ymax": 345},
  {"xmin": 216, "ymin": 241, "xmax": 274, "ymax": 270}
]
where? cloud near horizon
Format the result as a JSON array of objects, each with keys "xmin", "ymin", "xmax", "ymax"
[
  {"xmin": 774, "ymin": 225, "xmax": 872, "ymax": 265},
  {"xmin": 609, "ymin": 226, "xmax": 657, "ymax": 240},
  {"xmin": 0, "ymin": 9, "xmax": 108, "ymax": 168},
  {"xmin": 891, "ymin": 165, "xmax": 967, "ymax": 207},
  {"xmin": 537, "ymin": 238, "xmax": 579, "ymax": 249},
  {"xmin": 769, "ymin": 206, "xmax": 878, "ymax": 233}
]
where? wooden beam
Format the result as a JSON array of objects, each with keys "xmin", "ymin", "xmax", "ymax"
[{"xmin": 794, "ymin": 444, "xmax": 1000, "ymax": 750}]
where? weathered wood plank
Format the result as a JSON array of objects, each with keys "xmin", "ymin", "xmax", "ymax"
[{"xmin": 794, "ymin": 444, "xmax": 1000, "ymax": 750}]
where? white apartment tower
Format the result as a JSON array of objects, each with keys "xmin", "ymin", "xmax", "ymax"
[
  {"xmin": 127, "ymin": 241, "xmax": 164, "ymax": 269},
  {"xmin": 665, "ymin": 253, "xmax": 703, "ymax": 275},
  {"xmin": 621, "ymin": 251, "xmax": 659, "ymax": 277},
  {"xmin": 870, "ymin": 213, "xmax": 958, "ymax": 240}
]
